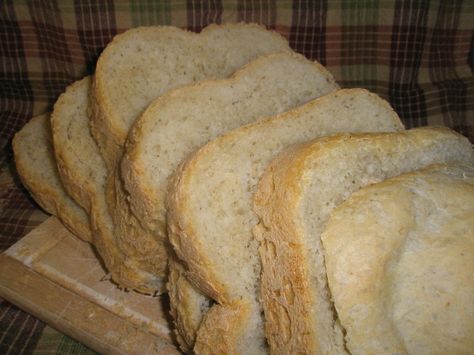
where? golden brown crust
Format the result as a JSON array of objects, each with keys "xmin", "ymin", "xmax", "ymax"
[
  {"xmin": 51, "ymin": 76, "xmax": 93, "ymax": 212},
  {"xmin": 17, "ymin": 167, "xmax": 91, "ymax": 241},
  {"xmin": 253, "ymin": 142, "xmax": 320, "ymax": 354},
  {"xmin": 13, "ymin": 114, "xmax": 92, "ymax": 242},
  {"xmin": 54, "ymin": 153, "xmax": 90, "ymax": 211},
  {"xmin": 112, "ymin": 168, "xmax": 169, "ymax": 277},
  {"xmin": 88, "ymin": 173, "xmax": 165, "ymax": 293},
  {"xmin": 167, "ymin": 159, "xmax": 229, "ymax": 303},
  {"xmin": 194, "ymin": 301, "xmax": 250, "ymax": 355},
  {"xmin": 89, "ymin": 73, "xmax": 123, "ymax": 173}
]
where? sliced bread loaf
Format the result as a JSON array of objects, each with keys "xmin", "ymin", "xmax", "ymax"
[
  {"xmin": 114, "ymin": 51, "xmax": 339, "ymax": 292},
  {"xmin": 166, "ymin": 89, "xmax": 404, "ymax": 353},
  {"xmin": 12, "ymin": 114, "xmax": 92, "ymax": 242},
  {"xmin": 90, "ymin": 23, "xmax": 292, "ymax": 171},
  {"xmin": 253, "ymin": 128, "xmax": 473, "ymax": 354},
  {"xmin": 321, "ymin": 163, "xmax": 474, "ymax": 355}
]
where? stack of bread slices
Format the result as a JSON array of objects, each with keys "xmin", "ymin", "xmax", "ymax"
[{"xmin": 13, "ymin": 23, "xmax": 474, "ymax": 354}]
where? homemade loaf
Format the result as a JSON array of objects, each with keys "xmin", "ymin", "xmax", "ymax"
[
  {"xmin": 12, "ymin": 114, "xmax": 92, "ymax": 242},
  {"xmin": 115, "ymin": 51, "xmax": 339, "ymax": 292},
  {"xmin": 253, "ymin": 127, "xmax": 473, "ymax": 354},
  {"xmin": 90, "ymin": 23, "xmax": 292, "ymax": 171},
  {"xmin": 167, "ymin": 89, "xmax": 404, "ymax": 353},
  {"xmin": 322, "ymin": 163, "xmax": 474, "ymax": 355}
]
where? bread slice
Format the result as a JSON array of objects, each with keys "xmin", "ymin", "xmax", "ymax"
[
  {"xmin": 90, "ymin": 23, "xmax": 292, "ymax": 171},
  {"xmin": 12, "ymin": 114, "xmax": 92, "ymax": 242},
  {"xmin": 51, "ymin": 76, "xmax": 103, "ymax": 212},
  {"xmin": 50, "ymin": 76, "xmax": 162, "ymax": 292},
  {"xmin": 321, "ymin": 163, "xmax": 474, "ymax": 355},
  {"xmin": 115, "ymin": 51, "xmax": 339, "ymax": 292},
  {"xmin": 253, "ymin": 128, "xmax": 473, "ymax": 354},
  {"xmin": 167, "ymin": 89, "xmax": 405, "ymax": 354}
]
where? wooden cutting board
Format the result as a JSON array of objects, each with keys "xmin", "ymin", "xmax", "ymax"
[{"xmin": 0, "ymin": 216, "xmax": 180, "ymax": 354}]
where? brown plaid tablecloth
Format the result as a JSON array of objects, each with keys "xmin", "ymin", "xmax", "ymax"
[{"xmin": 1, "ymin": 1, "xmax": 473, "ymax": 353}]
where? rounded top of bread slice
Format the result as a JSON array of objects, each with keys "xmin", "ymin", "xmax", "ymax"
[
  {"xmin": 51, "ymin": 76, "xmax": 107, "ymax": 211},
  {"xmin": 91, "ymin": 23, "xmax": 292, "ymax": 168},
  {"xmin": 121, "ymin": 51, "xmax": 339, "ymax": 238},
  {"xmin": 13, "ymin": 114, "xmax": 92, "ymax": 241},
  {"xmin": 322, "ymin": 163, "xmax": 474, "ymax": 354}
]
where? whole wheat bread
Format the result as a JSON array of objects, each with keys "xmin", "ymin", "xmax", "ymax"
[
  {"xmin": 115, "ymin": 51, "xmax": 339, "ymax": 292},
  {"xmin": 13, "ymin": 114, "xmax": 92, "ymax": 242},
  {"xmin": 253, "ymin": 127, "xmax": 473, "ymax": 354},
  {"xmin": 167, "ymin": 89, "xmax": 404, "ymax": 354},
  {"xmin": 321, "ymin": 163, "xmax": 474, "ymax": 355}
]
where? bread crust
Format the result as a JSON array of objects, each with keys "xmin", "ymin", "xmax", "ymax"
[
  {"xmin": 254, "ymin": 142, "xmax": 330, "ymax": 354},
  {"xmin": 253, "ymin": 128, "xmax": 473, "ymax": 354},
  {"xmin": 167, "ymin": 254, "xmax": 212, "ymax": 352},
  {"xmin": 51, "ymin": 76, "xmax": 95, "ymax": 211},
  {"xmin": 13, "ymin": 114, "xmax": 92, "ymax": 242},
  {"xmin": 194, "ymin": 301, "xmax": 250, "ymax": 355}
]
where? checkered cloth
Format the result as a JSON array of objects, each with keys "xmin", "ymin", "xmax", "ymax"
[{"xmin": 1, "ymin": 1, "xmax": 472, "ymax": 353}]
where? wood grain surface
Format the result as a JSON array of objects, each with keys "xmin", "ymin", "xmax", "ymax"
[{"xmin": 0, "ymin": 217, "xmax": 180, "ymax": 354}]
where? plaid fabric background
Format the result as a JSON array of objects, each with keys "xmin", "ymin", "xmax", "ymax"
[{"xmin": 0, "ymin": 0, "xmax": 472, "ymax": 353}]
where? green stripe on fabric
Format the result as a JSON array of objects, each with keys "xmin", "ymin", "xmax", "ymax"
[
  {"xmin": 341, "ymin": 0, "xmax": 379, "ymax": 26},
  {"xmin": 56, "ymin": 334, "xmax": 98, "ymax": 354},
  {"xmin": 130, "ymin": 0, "xmax": 172, "ymax": 26},
  {"xmin": 32, "ymin": 326, "xmax": 98, "ymax": 355},
  {"xmin": 31, "ymin": 326, "xmax": 62, "ymax": 354},
  {"xmin": 340, "ymin": 0, "xmax": 379, "ymax": 88}
]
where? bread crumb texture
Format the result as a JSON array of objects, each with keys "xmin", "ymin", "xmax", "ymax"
[{"xmin": 322, "ymin": 163, "xmax": 474, "ymax": 355}]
